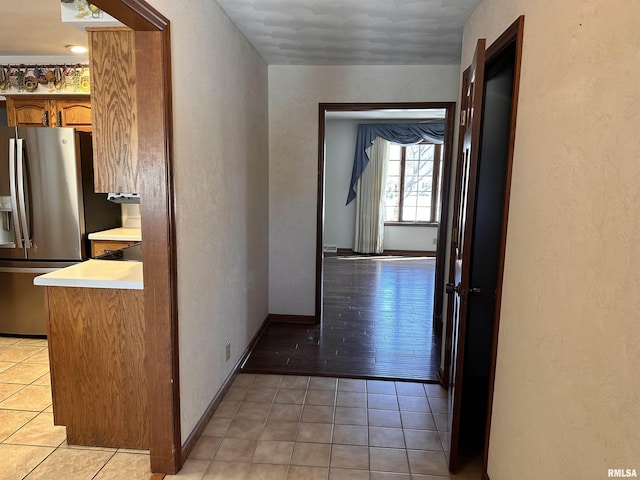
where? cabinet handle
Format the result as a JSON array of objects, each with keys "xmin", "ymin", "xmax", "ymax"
[
  {"xmin": 43, "ymin": 111, "xmax": 49, "ymax": 127},
  {"xmin": 57, "ymin": 111, "xmax": 62, "ymax": 126}
]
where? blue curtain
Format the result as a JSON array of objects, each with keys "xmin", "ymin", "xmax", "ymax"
[{"xmin": 346, "ymin": 122, "xmax": 445, "ymax": 205}]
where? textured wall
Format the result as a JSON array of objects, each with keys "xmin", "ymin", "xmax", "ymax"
[
  {"xmin": 147, "ymin": 0, "xmax": 269, "ymax": 444},
  {"xmin": 324, "ymin": 118, "xmax": 357, "ymax": 249},
  {"xmin": 461, "ymin": 1, "xmax": 640, "ymax": 478},
  {"xmin": 269, "ymin": 65, "xmax": 460, "ymax": 314}
]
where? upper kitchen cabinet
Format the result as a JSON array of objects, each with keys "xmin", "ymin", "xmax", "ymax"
[
  {"xmin": 88, "ymin": 27, "xmax": 139, "ymax": 194},
  {"xmin": 6, "ymin": 98, "xmax": 49, "ymax": 127},
  {"xmin": 56, "ymin": 99, "xmax": 93, "ymax": 131},
  {"xmin": 6, "ymin": 97, "xmax": 92, "ymax": 131}
]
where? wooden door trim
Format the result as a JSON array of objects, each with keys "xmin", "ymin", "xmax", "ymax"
[
  {"xmin": 482, "ymin": 15, "xmax": 525, "ymax": 480},
  {"xmin": 441, "ymin": 71, "xmax": 471, "ymax": 389},
  {"xmin": 95, "ymin": 0, "xmax": 169, "ymax": 30},
  {"xmin": 317, "ymin": 102, "xmax": 456, "ymax": 326},
  {"xmin": 316, "ymin": 106, "xmax": 326, "ymax": 321},
  {"xmin": 91, "ymin": 0, "xmax": 180, "ymax": 474},
  {"xmin": 433, "ymin": 104, "xmax": 456, "ymax": 338}
]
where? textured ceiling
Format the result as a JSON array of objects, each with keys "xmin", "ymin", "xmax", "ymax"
[
  {"xmin": 215, "ymin": 0, "xmax": 481, "ymax": 65},
  {"xmin": 0, "ymin": 1, "xmax": 479, "ymax": 64}
]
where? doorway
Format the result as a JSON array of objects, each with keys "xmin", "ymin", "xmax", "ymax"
[
  {"xmin": 242, "ymin": 103, "xmax": 456, "ymax": 381},
  {"xmin": 318, "ymin": 103, "xmax": 455, "ymax": 381}
]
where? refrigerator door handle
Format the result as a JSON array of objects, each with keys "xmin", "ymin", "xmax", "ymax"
[
  {"xmin": 16, "ymin": 139, "xmax": 31, "ymax": 250},
  {"xmin": 8, "ymin": 139, "xmax": 23, "ymax": 247}
]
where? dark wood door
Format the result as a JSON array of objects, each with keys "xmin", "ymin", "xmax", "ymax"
[{"xmin": 447, "ymin": 38, "xmax": 486, "ymax": 473}]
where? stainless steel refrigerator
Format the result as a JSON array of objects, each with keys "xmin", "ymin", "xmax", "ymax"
[{"xmin": 0, "ymin": 127, "xmax": 121, "ymax": 335}]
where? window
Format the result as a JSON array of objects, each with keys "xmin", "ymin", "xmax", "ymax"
[{"xmin": 384, "ymin": 142, "xmax": 443, "ymax": 224}]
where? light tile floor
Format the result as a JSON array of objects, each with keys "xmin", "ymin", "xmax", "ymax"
[
  {"xmin": 1, "ymin": 335, "xmax": 482, "ymax": 479},
  {"xmin": 166, "ymin": 374, "xmax": 483, "ymax": 480},
  {"xmin": 0, "ymin": 336, "xmax": 151, "ymax": 480}
]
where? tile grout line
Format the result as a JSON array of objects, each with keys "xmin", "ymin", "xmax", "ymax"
[
  {"xmin": 15, "ymin": 340, "xmax": 58, "ymax": 480},
  {"xmin": 274, "ymin": 374, "xmax": 294, "ymax": 480},
  {"xmin": 399, "ymin": 384, "xmax": 413, "ymax": 477},
  {"xmin": 90, "ymin": 449, "xmax": 119, "ymax": 480},
  {"xmin": 328, "ymin": 377, "xmax": 340, "ymax": 474},
  {"xmin": 364, "ymin": 379, "xmax": 372, "ymax": 475}
]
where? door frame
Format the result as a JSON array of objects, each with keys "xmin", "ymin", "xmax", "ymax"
[
  {"xmin": 481, "ymin": 16, "xmax": 525, "ymax": 479},
  {"xmin": 316, "ymin": 102, "xmax": 456, "ymax": 327},
  {"xmin": 90, "ymin": 0, "xmax": 181, "ymax": 474}
]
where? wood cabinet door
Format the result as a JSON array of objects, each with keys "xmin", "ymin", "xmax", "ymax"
[
  {"xmin": 6, "ymin": 97, "xmax": 92, "ymax": 131},
  {"xmin": 47, "ymin": 286, "xmax": 148, "ymax": 449},
  {"xmin": 6, "ymin": 98, "xmax": 51, "ymax": 127},
  {"xmin": 55, "ymin": 99, "xmax": 93, "ymax": 132},
  {"xmin": 88, "ymin": 27, "xmax": 139, "ymax": 194}
]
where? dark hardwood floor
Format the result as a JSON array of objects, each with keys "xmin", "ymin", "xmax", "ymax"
[{"xmin": 241, "ymin": 256, "xmax": 441, "ymax": 382}]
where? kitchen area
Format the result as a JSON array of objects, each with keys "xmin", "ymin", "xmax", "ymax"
[
  {"xmin": 0, "ymin": 125, "xmax": 142, "ymax": 336},
  {"xmin": 0, "ymin": 2, "xmax": 153, "ymax": 478}
]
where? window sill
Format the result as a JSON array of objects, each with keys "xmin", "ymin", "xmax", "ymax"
[{"xmin": 384, "ymin": 222, "xmax": 439, "ymax": 227}]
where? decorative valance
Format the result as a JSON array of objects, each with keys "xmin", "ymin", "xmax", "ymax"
[
  {"xmin": 346, "ymin": 122, "xmax": 445, "ymax": 205},
  {"xmin": 0, "ymin": 64, "xmax": 90, "ymax": 95}
]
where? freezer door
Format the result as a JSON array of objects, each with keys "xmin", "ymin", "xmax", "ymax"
[
  {"xmin": 0, "ymin": 127, "xmax": 26, "ymax": 258},
  {"xmin": 17, "ymin": 128, "xmax": 84, "ymax": 261}
]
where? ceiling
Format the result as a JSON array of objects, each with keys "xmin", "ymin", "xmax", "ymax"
[
  {"xmin": 0, "ymin": 1, "xmax": 479, "ymax": 65},
  {"xmin": 215, "ymin": 0, "xmax": 481, "ymax": 65},
  {"xmin": 0, "ymin": 0, "xmax": 120, "ymax": 59}
]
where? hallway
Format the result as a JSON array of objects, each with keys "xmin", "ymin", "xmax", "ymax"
[
  {"xmin": 242, "ymin": 257, "xmax": 441, "ymax": 381},
  {"xmin": 169, "ymin": 373, "xmax": 483, "ymax": 479}
]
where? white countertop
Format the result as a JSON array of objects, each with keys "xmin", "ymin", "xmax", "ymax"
[
  {"xmin": 88, "ymin": 227, "xmax": 142, "ymax": 242},
  {"xmin": 34, "ymin": 259, "xmax": 143, "ymax": 290}
]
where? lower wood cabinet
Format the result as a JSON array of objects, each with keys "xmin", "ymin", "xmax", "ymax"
[{"xmin": 46, "ymin": 286, "xmax": 148, "ymax": 449}]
